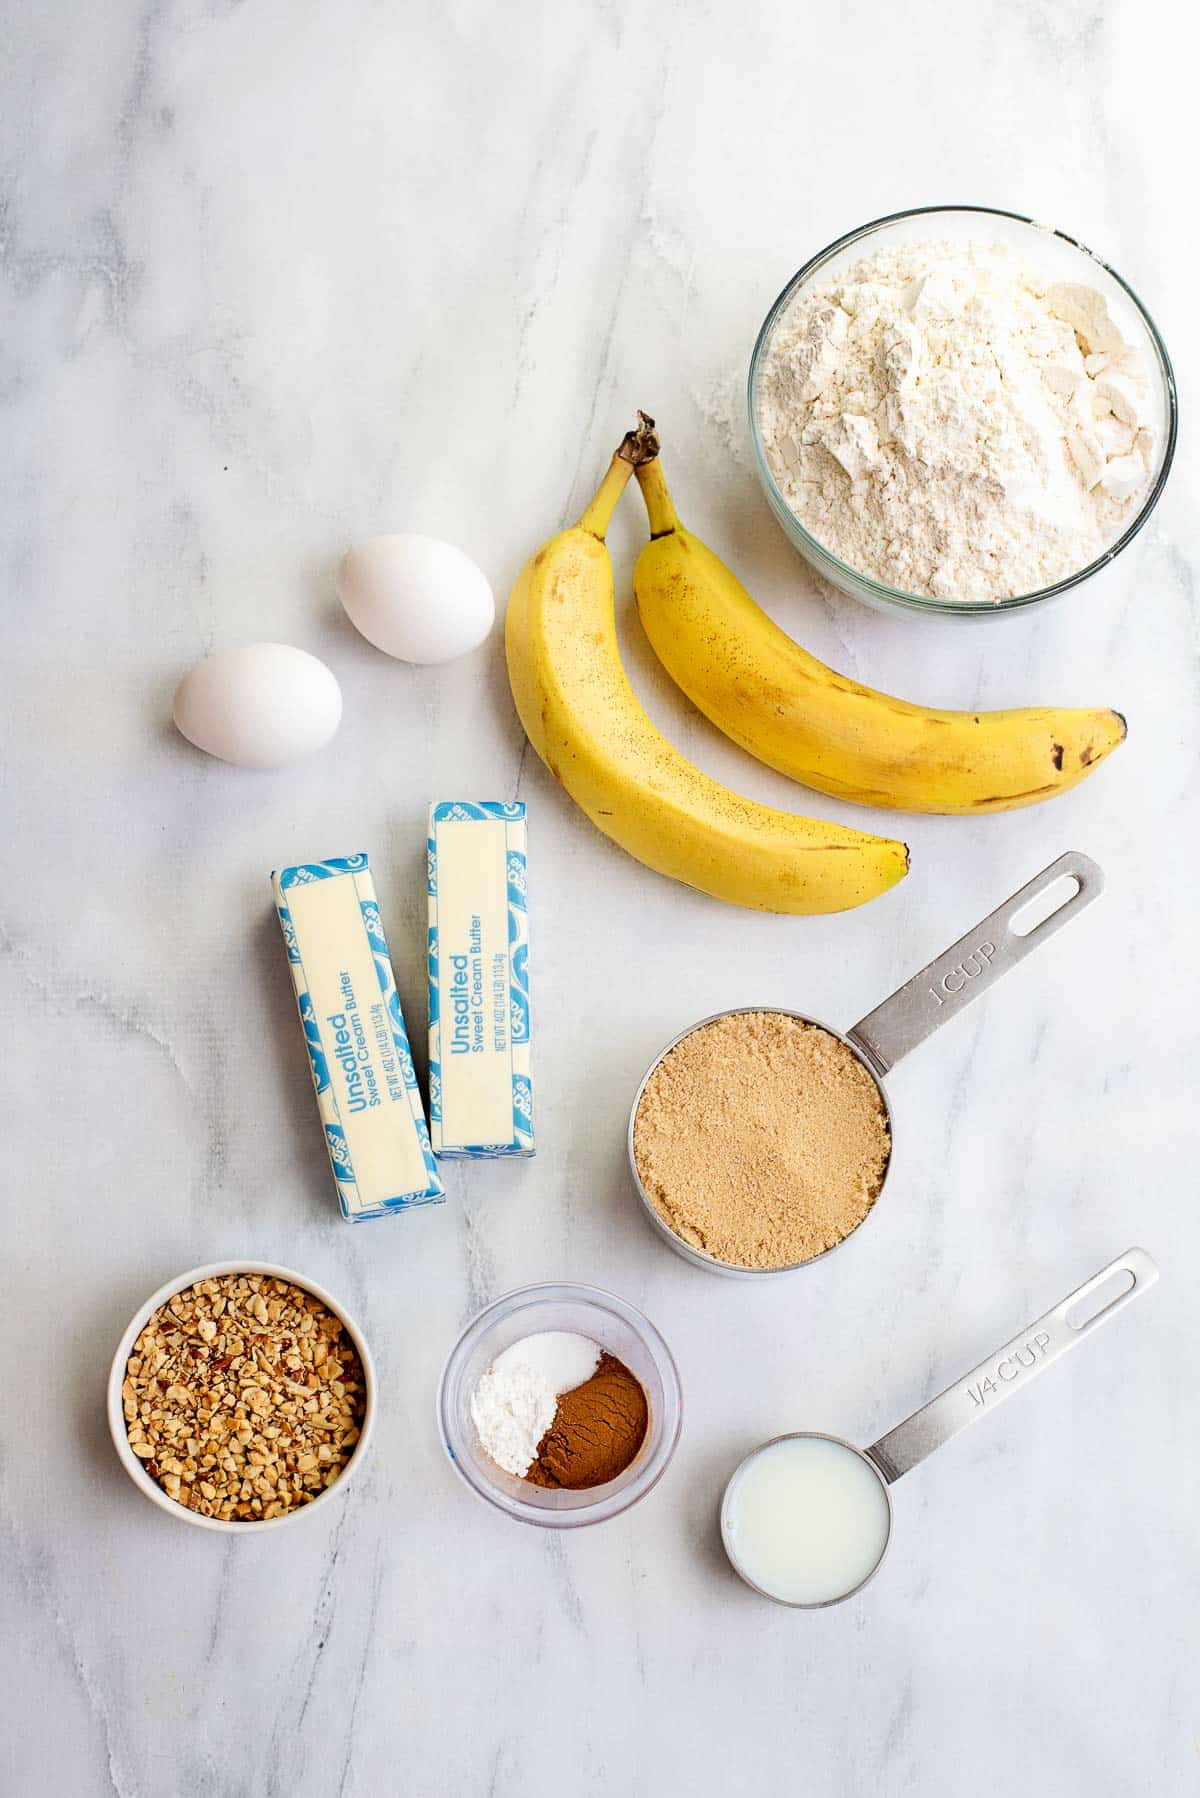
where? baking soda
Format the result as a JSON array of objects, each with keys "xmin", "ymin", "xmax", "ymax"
[{"xmin": 469, "ymin": 1332, "xmax": 599, "ymax": 1476}]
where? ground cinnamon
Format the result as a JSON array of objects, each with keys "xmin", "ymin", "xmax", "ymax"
[{"xmin": 525, "ymin": 1352, "xmax": 648, "ymax": 1489}]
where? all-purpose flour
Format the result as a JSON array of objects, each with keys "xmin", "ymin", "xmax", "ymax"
[
  {"xmin": 470, "ymin": 1331, "xmax": 600, "ymax": 1476},
  {"xmin": 756, "ymin": 241, "xmax": 1156, "ymax": 602}
]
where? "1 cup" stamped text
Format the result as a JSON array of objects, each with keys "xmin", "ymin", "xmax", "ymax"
[{"xmin": 928, "ymin": 940, "xmax": 997, "ymax": 1006}]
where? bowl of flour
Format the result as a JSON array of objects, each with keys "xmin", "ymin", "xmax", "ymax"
[{"xmin": 749, "ymin": 206, "xmax": 1176, "ymax": 616}]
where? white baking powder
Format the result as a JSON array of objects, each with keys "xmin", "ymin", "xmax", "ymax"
[
  {"xmin": 757, "ymin": 240, "xmax": 1156, "ymax": 602},
  {"xmin": 470, "ymin": 1331, "xmax": 600, "ymax": 1477}
]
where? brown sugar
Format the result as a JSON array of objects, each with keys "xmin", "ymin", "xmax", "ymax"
[
  {"xmin": 525, "ymin": 1352, "xmax": 649, "ymax": 1489},
  {"xmin": 632, "ymin": 1010, "xmax": 890, "ymax": 1270}
]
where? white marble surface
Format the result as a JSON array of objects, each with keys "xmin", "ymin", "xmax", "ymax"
[{"xmin": 2, "ymin": 3, "xmax": 1196, "ymax": 1793}]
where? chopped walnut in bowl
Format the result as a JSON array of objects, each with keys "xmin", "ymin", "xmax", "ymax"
[{"xmin": 107, "ymin": 1263, "xmax": 375, "ymax": 1531}]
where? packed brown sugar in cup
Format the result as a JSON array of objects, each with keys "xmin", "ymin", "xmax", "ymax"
[{"xmin": 632, "ymin": 1011, "xmax": 891, "ymax": 1269}]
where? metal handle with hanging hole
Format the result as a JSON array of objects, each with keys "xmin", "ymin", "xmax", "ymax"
[
  {"xmin": 846, "ymin": 851, "xmax": 1104, "ymax": 1076},
  {"xmin": 864, "ymin": 1248, "xmax": 1158, "ymax": 1484}
]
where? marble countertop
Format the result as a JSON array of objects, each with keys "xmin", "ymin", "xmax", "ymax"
[{"xmin": 2, "ymin": 3, "xmax": 1196, "ymax": 1793}]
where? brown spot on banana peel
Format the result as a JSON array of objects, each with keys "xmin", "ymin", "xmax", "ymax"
[
  {"xmin": 975, "ymin": 785, "xmax": 1060, "ymax": 805},
  {"xmin": 1051, "ymin": 744, "xmax": 1064, "ymax": 770}
]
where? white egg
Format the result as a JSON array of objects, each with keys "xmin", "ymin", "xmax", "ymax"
[
  {"xmin": 172, "ymin": 643, "xmax": 342, "ymax": 769},
  {"xmin": 337, "ymin": 533, "xmax": 494, "ymax": 664}
]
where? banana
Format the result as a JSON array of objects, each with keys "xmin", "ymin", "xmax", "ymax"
[
  {"xmin": 504, "ymin": 421, "xmax": 908, "ymax": 915},
  {"xmin": 634, "ymin": 454, "xmax": 1126, "ymax": 815}
]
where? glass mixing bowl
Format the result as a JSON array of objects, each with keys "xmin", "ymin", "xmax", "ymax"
[
  {"xmin": 437, "ymin": 1282, "xmax": 682, "ymax": 1527},
  {"xmin": 747, "ymin": 205, "xmax": 1177, "ymax": 619}
]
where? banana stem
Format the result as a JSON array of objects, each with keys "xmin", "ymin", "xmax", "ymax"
[
  {"xmin": 578, "ymin": 411, "xmax": 660, "ymax": 540},
  {"xmin": 578, "ymin": 455, "xmax": 635, "ymax": 541},
  {"xmin": 635, "ymin": 456, "xmax": 679, "ymax": 538}
]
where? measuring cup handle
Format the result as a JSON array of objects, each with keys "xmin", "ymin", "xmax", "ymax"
[
  {"xmin": 864, "ymin": 1248, "xmax": 1158, "ymax": 1484},
  {"xmin": 845, "ymin": 851, "xmax": 1104, "ymax": 1076}
]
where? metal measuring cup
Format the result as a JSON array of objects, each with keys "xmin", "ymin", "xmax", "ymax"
[
  {"xmin": 720, "ymin": 1247, "xmax": 1158, "ymax": 1606},
  {"xmin": 628, "ymin": 852, "xmax": 1104, "ymax": 1275}
]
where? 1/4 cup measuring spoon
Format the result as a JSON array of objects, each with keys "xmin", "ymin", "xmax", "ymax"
[
  {"xmin": 629, "ymin": 851, "xmax": 1104, "ymax": 1275},
  {"xmin": 720, "ymin": 1247, "xmax": 1158, "ymax": 1607}
]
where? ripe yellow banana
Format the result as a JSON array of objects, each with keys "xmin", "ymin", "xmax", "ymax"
[
  {"xmin": 504, "ymin": 423, "xmax": 908, "ymax": 914},
  {"xmin": 634, "ymin": 455, "xmax": 1126, "ymax": 815}
]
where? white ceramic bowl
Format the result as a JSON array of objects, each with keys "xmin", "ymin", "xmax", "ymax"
[{"xmin": 107, "ymin": 1260, "xmax": 376, "ymax": 1534}]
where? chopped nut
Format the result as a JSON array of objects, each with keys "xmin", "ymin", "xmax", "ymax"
[{"xmin": 122, "ymin": 1274, "xmax": 365, "ymax": 1522}]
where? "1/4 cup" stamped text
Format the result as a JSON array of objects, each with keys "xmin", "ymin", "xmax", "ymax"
[{"xmin": 965, "ymin": 1330, "xmax": 1052, "ymax": 1408}]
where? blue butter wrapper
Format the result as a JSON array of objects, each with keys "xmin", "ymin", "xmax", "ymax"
[
  {"xmin": 272, "ymin": 853, "xmax": 444, "ymax": 1221},
  {"xmin": 427, "ymin": 803, "xmax": 533, "ymax": 1158}
]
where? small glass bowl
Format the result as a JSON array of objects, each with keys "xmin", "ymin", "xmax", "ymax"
[
  {"xmin": 748, "ymin": 205, "xmax": 1178, "ymax": 619},
  {"xmin": 437, "ymin": 1282, "xmax": 682, "ymax": 1527}
]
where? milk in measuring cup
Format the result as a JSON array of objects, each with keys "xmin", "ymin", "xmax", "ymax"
[{"xmin": 723, "ymin": 1435, "xmax": 891, "ymax": 1605}]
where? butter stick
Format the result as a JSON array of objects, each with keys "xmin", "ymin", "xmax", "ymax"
[
  {"xmin": 272, "ymin": 853, "xmax": 444, "ymax": 1221},
  {"xmin": 427, "ymin": 803, "xmax": 533, "ymax": 1158}
]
